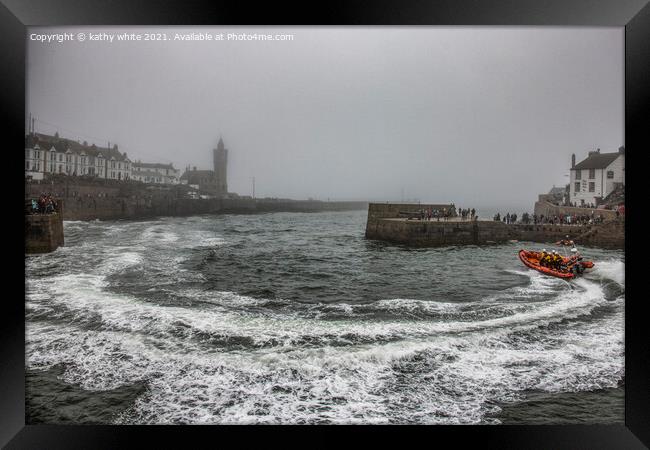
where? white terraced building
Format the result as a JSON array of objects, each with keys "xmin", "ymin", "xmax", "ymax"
[
  {"xmin": 569, "ymin": 147, "xmax": 625, "ymax": 207},
  {"xmin": 131, "ymin": 161, "xmax": 180, "ymax": 184},
  {"xmin": 25, "ymin": 132, "xmax": 132, "ymax": 181}
]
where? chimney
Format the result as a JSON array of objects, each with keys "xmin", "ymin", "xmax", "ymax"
[{"xmin": 571, "ymin": 153, "xmax": 575, "ymax": 168}]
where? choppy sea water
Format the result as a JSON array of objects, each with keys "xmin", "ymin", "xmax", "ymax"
[{"xmin": 25, "ymin": 210, "xmax": 625, "ymax": 424}]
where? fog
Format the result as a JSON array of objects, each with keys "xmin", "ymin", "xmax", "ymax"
[{"xmin": 27, "ymin": 26, "xmax": 623, "ymax": 212}]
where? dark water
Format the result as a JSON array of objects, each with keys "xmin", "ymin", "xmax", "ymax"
[{"xmin": 25, "ymin": 210, "xmax": 625, "ymax": 424}]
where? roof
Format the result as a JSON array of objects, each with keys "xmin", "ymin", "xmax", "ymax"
[
  {"xmin": 26, "ymin": 133, "xmax": 130, "ymax": 162},
  {"xmin": 133, "ymin": 162, "xmax": 176, "ymax": 170},
  {"xmin": 573, "ymin": 152, "xmax": 621, "ymax": 170},
  {"xmin": 180, "ymin": 169, "xmax": 214, "ymax": 180},
  {"xmin": 133, "ymin": 169, "xmax": 165, "ymax": 178}
]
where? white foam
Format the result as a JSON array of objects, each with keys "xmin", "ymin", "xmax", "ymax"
[
  {"xmin": 97, "ymin": 251, "xmax": 144, "ymax": 274},
  {"xmin": 25, "ymin": 216, "xmax": 624, "ymax": 424},
  {"xmin": 586, "ymin": 259, "xmax": 625, "ymax": 286}
]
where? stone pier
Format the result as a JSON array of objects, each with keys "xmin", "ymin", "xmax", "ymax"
[
  {"xmin": 25, "ymin": 213, "xmax": 64, "ymax": 254},
  {"xmin": 365, "ymin": 203, "xmax": 624, "ymax": 249}
]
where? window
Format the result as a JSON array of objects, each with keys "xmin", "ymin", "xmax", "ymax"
[
  {"xmin": 589, "ymin": 182, "xmax": 595, "ymax": 192},
  {"xmin": 26, "ymin": 161, "xmax": 29, "ymax": 169},
  {"xmin": 607, "ymin": 171, "xmax": 614, "ymax": 179},
  {"xmin": 589, "ymin": 168, "xmax": 595, "ymax": 179},
  {"xmin": 574, "ymin": 182, "xmax": 580, "ymax": 193},
  {"xmin": 58, "ymin": 154, "xmax": 63, "ymax": 162},
  {"xmin": 575, "ymin": 170, "xmax": 581, "ymax": 180}
]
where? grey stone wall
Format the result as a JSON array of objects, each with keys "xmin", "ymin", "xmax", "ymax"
[
  {"xmin": 367, "ymin": 202, "xmax": 456, "ymax": 221},
  {"xmin": 26, "ymin": 180, "xmax": 367, "ymax": 221},
  {"xmin": 366, "ymin": 214, "xmax": 624, "ymax": 249},
  {"xmin": 25, "ymin": 214, "xmax": 64, "ymax": 253}
]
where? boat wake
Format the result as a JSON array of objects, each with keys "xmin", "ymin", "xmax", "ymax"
[{"xmin": 25, "ymin": 216, "xmax": 625, "ymax": 424}]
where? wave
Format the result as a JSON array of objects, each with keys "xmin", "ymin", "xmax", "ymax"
[{"xmin": 25, "ymin": 214, "xmax": 624, "ymax": 424}]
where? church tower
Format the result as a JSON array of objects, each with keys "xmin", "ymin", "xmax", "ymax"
[{"xmin": 213, "ymin": 136, "xmax": 228, "ymax": 195}]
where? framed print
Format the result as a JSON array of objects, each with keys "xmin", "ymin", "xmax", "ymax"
[{"xmin": 2, "ymin": 0, "xmax": 648, "ymax": 447}]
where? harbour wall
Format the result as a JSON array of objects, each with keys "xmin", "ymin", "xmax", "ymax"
[
  {"xmin": 58, "ymin": 196, "xmax": 368, "ymax": 221},
  {"xmin": 25, "ymin": 213, "xmax": 64, "ymax": 254},
  {"xmin": 26, "ymin": 181, "xmax": 367, "ymax": 221},
  {"xmin": 365, "ymin": 203, "xmax": 624, "ymax": 249}
]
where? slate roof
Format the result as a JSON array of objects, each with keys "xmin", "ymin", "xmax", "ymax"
[
  {"xmin": 133, "ymin": 162, "xmax": 176, "ymax": 170},
  {"xmin": 26, "ymin": 133, "xmax": 130, "ymax": 161},
  {"xmin": 573, "ymin": 152, "xmax": 620, "ymax": 170},
  {"xmin": 180, "ymin": 169, "xmax": 214, "ymax": 180}
]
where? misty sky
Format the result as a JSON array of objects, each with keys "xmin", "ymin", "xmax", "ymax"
[{"xmin": 27, "ymin": 27, "xmax": 623, "ymax": 212}]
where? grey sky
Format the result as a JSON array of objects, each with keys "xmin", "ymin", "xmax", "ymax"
[{"xmin": 27, "ymin": 27, "xmax": 623, "ymax": 211}]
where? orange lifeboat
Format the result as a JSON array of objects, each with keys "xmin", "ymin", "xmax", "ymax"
[{"xmin": 518, "ymin": 250, "xmax": 594, "ymax": 279}]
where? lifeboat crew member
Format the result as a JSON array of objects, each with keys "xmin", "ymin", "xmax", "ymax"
[
  {"xmin": 544, "ymin": 250, "xmax": 553, "ymax": 268},
  {"xmin": 551, "ymin": 251, "xmax": 561, "ymax": 269},
  {"xmin": 572, "ymin": 257, "xmax": 585, "ymax": 276},
  {"xmin": 539, "ymin": 249, "xmax": 548, "ymax": 266},
  {"xmin": 555, "ymin": 252, "xmax": 564, "ymax": 270}
]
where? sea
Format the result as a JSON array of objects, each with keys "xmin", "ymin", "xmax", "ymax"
[{"xmin": 25, "ymin": 210, "xmax": 625, "ymax": 424}]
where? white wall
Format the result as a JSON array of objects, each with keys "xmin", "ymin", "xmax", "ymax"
[{"xmin": 604, "ymin": 155, "xmax": 624, "ymax": 195}]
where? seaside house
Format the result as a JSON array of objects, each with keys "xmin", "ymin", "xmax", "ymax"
[
  {"xmin": 131, "ymin": 161, "xmax": 180, "ymax": 184},
  {"xmin": 569, "ymin": 147, "xmax": 625, "ymax": 207}
]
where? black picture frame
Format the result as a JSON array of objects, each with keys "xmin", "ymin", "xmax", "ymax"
[{"xmin": 3, "ymin": 0, "xmax": 648, "ymax": 447}]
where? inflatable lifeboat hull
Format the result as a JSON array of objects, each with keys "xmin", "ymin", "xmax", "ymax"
[
  {"xmin": 518, "ymin": 250, "xmax": 594, "ymax": 279},
  {"xmin": 519, "ymin": 250, "xmax": 575, "ymax": 278}
]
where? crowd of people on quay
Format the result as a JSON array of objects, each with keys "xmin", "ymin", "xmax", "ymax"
[
  {"xmin": 457, "ymin": 208, "xmax": 477, "ymax": 221},
  {"xmin": 28, "ymin": 193, "xmax": 59, "ymax": 214},
  {"xmin": 493, "ymin": 210, "xmax": 611, "ymax": 225},
  {"xmin": 412, "ymin": 207, "xmax": 477, "ymax": 221},
  {"xmin": 493, "ymin": 212, "xmax": 519, "ymax": 224},
  {"xmin": 415, "ymin": 207, "xmax": 451, "ymax": 221}
]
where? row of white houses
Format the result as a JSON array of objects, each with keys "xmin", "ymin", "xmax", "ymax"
[{"xmin": 25, "ymin": 132, "xmax": 179, "ymax": 184}]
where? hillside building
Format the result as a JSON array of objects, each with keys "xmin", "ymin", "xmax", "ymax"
[
  {"xmin": 569, "ymin": 147, "xmax": 625, "ymax": 207},
  {"xmin": 131, "ymin": 162, "xmax": 180, "ymax": 184}
]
